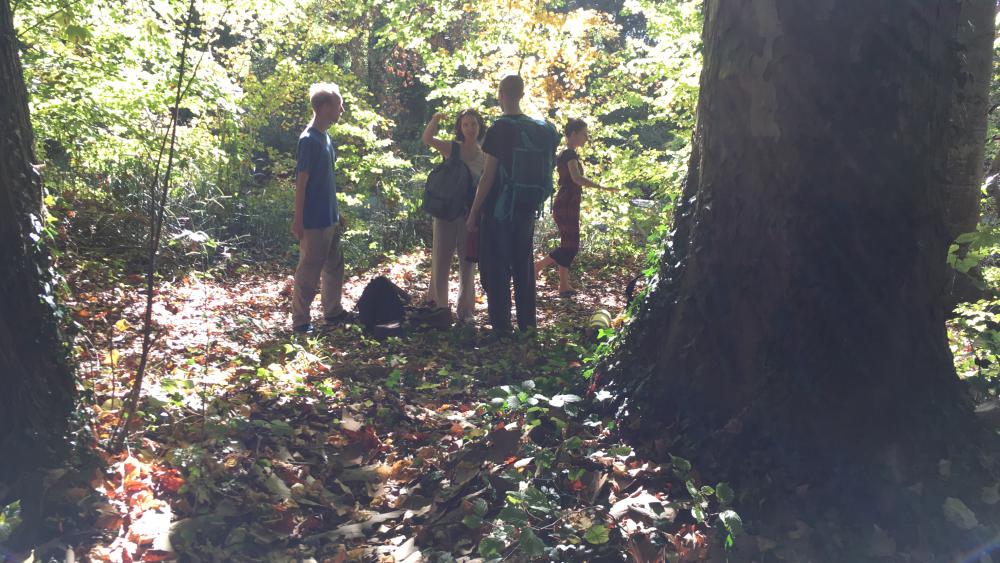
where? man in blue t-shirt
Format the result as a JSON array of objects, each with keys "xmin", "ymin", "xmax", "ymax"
[{"xmin": 291, "ymin": 83, "xmax": 349, "ymax": 333}]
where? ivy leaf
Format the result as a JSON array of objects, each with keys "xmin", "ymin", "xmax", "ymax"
[
  {"xmin": 584, "ymin": 523, "xmax": 609, "ymax": 544},
  {"xmin": 472, "ymin": 497, "xmax": 489, "ymax": 516},
  {"xmin": 686, "ymin": 480, "xmax": 700, "ymax": 498},
  {"xmin": 479, "ymin": 537, "xmax": 505, "ymax": 558},
  {"xmin": 719, "ymin": 509, "xmax": 743, "ymax": 536},
  {"xmin": 691, "ymin": 505, "xmax": 706, "ymax": 523},
  {"xmin": 519, "ymin": 528, "xmax": 545, "ymax": 556},
  {"xmin": 671, "ymin": 455, "xmax": 692, "ymax": 476},
  {"xmin": 607, "ymin": 445, "xmax": 632, "ymax": 457},
  {"xmin": 268, "ymin": 419, "xmax": 293, "ymax": 436},
  {"xmin": 549, "ymin": 394, "xmax": 581, "ymax": 407},
  {"xmin": 716, "ymin": 482, "xmax": 735, "ymax": 505},
  {"xmin": 498, "ymin": 506, "xmax": 529, "ymax": 524}
]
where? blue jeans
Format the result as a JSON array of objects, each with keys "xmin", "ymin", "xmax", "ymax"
[{"xmin": 478, "ymin": 216, "xmax": 536, "ymax": 334}]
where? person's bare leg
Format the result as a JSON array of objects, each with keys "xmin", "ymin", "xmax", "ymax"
[
  {"xmin": 534, "ymin": 255, "xmax": 554, "ymax": 276},
  {"xmin": 558, "ymin": 266, "xmax": 575, "ymax": 293}
]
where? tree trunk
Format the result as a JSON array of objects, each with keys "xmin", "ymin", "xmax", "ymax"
[
  {"xmin": 614, "ymin": 1, "xmax": 992, "ymax": 469},
  {"xmin": 940, "ymin": 0, "xmax": 995, "ymax": 309},
  {"xmin": 940, "ymin": 0, "xmax": 994, "ymax": 240},
  {"xmin": 0, "ymin": 0, "xmax": 75, "ymax": 526}
]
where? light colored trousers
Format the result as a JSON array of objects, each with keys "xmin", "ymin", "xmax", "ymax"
[
  {"xmin": 292, "ymin": 224, "xmax": 345, "ymax": 327},
  {"xmin": 425, "ymin": 216, "xmax": 476, "ymax": 321}
]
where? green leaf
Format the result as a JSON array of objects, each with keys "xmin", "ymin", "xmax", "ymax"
[
  {"xmin": 563, "ymin": 436, "xmax": 583, "ymax": 450},
  {"xmin": 0, "ymin": 500, "xmax": 22, "ymax": 543},
  {"xmin": 479, "ymin": 537, "xmax": 505, "ymax": 557},
  {"xmin": 462, "ymin": 514, "xmax": 483, "ymax": 528},
  {"xmin": 268, "ymin": 419, "xmax": 293, "ymax": 436},
  {"xmin": 716, "ymin": 482, "xmax": 735, "ymax": 505},
  {"xmin": 523, "ymin": 486, "xmax": 553, "ymax": 513},
  {"xmin": 607, "ymin": 445, "xmax": 632, "ymax": 457},
  {"xmin": 498, "ymin": 506, "xmax": 529, "ymax": 524},
  {"xmin": 549, "ymin": 394, "xmax": 581, "ymax": 407},
  {"xmin": 691, "ymin": 505, "xmax": 706, "ymax": 522},
  {"xmin": 671, "ymin": 455, "xmax": 692, "ymax": 475},
  {"xmin": 686, "ymin": 480, "xmax": 700, "ymax": 498},
  {"xmin": 472, "ymin": 497, "xmax": 489, "ymax": 516},
  {"xmin": 519, "ymin": 528, "xmax": 545, "ymax": 556},
  {"xmin": 584, "ymin": 523, "xmax": 610, "ymax": 544},
  {"xmin": 719, "ymin": 509, "xmax": 743, "ymax": 536}
]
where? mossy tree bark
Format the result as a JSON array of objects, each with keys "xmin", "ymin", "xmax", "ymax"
[
  {"xmin": 613, "ymin": 0, "xmax": 994, "ymax": 469},
  {"xmin": 0, "ymin": 0, "xmax": 75, "ymax": 528}
]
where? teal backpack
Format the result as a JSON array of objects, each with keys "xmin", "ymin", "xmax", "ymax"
[{"xmin": 493, "ymin": 115, "xmax": 560, "ymax": 222}]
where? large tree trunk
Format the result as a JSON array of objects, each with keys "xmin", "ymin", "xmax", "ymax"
[
  {"xmin": 0, "ymin": 0, "xmax": 75, "ymax": 531},
  {"xmin": 614, "ymin": 1, "xmax": 993, "ymax": 469}
]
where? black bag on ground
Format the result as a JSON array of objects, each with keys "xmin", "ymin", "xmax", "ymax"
[
  {"xmin": 356, "ymin": 276, "xmax": 410, "ymax": 335},
  {"xmin": 421, "ymin": 141, "xmax": 474, "ymax": 221},
  {"xmin": 408, "ymin": 305, "xmax": 453, "ymax": 329}
]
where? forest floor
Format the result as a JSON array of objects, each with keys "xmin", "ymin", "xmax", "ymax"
[
  {"xmin": 27, "ymin": 250, "xmax": 740, "ymax": 562},
  {"xmin": 12, "ymin": 250, "xmax": 1000, "ymax": 562}
]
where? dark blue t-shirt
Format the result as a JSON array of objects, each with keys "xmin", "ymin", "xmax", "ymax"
[{"xmin": 296, "ymin": 127, "xmax": 339, "ymax": 229}]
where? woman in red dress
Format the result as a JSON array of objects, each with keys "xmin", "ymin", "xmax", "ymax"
[{"xmin": 534, "ymin": 118, "xmax": 612, "ymax": 297}]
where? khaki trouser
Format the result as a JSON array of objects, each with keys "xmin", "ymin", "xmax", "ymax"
[
  {"xmin": 425, "ymin": 216, "xmax": 476, "ymax": 321},
  {"xmin": 292, "ymin": 224, "xmax": 345, "ymax": 327}
]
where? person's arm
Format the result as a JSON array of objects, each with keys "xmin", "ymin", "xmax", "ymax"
[
  {"xmin": 567, "ymin": 159, "xmax": 612, "ymax": 191},
  {"xmin": 466, "ymin": 154, "xmax": 500, "ymax": 232},
  {"xmin": 421, "ymin": 112, "xmax": 453, "ymax": 157},
  {"xmin": 292, "ymin": 170, "xmax": 308, "ymax": 240}
]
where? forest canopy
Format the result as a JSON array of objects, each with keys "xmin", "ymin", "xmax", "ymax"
[{"xmin": 16, "ymin": 0, "xmax": 701, "ymax": 270}]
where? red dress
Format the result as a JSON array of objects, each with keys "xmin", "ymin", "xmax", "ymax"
[{"xmin": 549, "ymin": 149, "xmax": 582, "ymax": 267}]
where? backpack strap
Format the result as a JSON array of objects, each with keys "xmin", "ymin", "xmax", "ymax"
[{"xmin": 493, "ymin": 116, "xmax": 535, "ymax": 222}]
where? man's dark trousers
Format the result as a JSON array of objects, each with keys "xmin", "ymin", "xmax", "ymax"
[{"xmin": 479, "ymin": 215, "xmax": 536, "ymax": 334}]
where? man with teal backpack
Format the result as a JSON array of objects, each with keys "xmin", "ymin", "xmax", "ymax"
[{"xmin": 467, "ymin": 75, "xmax": 561, "ymax": 338}]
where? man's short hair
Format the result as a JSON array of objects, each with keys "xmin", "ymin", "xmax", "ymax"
[
  {"xmin": 309, "ymin": 83, "xmax": 342, "ymax": 112},
  {"xmin": 498, "ymin": 75, "xmax": 524, "ymax": 100}
]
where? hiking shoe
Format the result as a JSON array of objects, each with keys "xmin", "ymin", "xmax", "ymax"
[{"xmin": 292, "ymin": 323, "xmax": 314, "ymax": 334}]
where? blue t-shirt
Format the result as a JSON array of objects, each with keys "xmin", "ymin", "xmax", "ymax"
[{"xmin": 296, "ymin": 127, "xmax": 339, "ymax": 229}]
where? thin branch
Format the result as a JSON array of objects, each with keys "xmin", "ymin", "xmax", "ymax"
[{"xmin": 112, "ymin": 0, "xmax": 198, "ymax": 452}]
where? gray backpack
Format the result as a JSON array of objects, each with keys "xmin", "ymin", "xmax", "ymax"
[{"xmin": 421, "ymin": 141, "xmax": 474, "ymax": 221}]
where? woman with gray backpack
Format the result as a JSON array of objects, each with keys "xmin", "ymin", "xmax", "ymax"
[{"xmin": 419, "ymin": 109, "xmax": 486, "ymax": 323}]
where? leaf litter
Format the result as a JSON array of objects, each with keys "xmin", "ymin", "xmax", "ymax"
[{"xmin": 41, "ymin": 251, "xmax": 738, "ymax": 561}]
